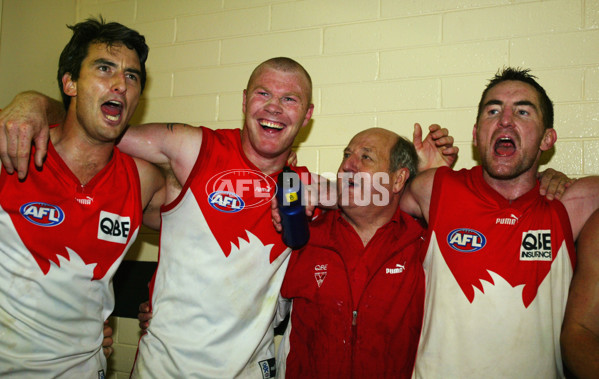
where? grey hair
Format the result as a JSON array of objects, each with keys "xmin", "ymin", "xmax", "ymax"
[{"xmin": 389, "ymin": 135, "xmax": 419, "ymax": 180}]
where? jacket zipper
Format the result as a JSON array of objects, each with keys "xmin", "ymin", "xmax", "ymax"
[{"xmin": 349, "ymin": 232, "xmax": 422, "ymax": 377}]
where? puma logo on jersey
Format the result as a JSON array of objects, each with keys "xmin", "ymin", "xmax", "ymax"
[
  {"xmin": 447, "ymin": 228, "xmax": 487, "ymax": 252},
  {"xmin": 76, "ymin": 196, "xmax": 93, "ymax": 205},
  {"xmin": 520, "ymin": 229, "xmax": 552, "ymax": 261},
  {"xmin": 496, "ymin": 214, "xmax": 518, "ymax": 225},
  {"xmin": 97, "ymin": 211, "xmax": 130, "ymax": 244},
  {"xmin": 386, "ymin": 262, "xmax": 406, "ymax": 274},
  {"xmin": 20, "ymin": 202, "xmax": 65, "ymax": 227}
]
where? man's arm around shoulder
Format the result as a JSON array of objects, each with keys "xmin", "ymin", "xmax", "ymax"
[
  {"xmin": 134, "ymin": 157, "xmax": 166, "ymax": 230},
  {"xmin": 561, "ymin": 208, "xmax": 599, "ymax": 379},
  {"xmin": 0, "ymin": 91, "xmax": 63, "ymax": 178},
  {"xmin": 400, "ymin": 167, "xmax": 438, "ymax": 223},
  {"xmin": 120, "ymin": 122, "xmax": 203, "ymax": 188},
  {"xmin": 560, "ymin": 175, "xmax": 599, "ymax": 240}
]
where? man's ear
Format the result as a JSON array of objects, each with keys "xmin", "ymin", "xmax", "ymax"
[
  {"xmin": 472, "ymin": 123, "xmax": 478, "ymax": 147},
  {"xmin": 302, "ymin": 103, "xmax": 314, "ymax": 127},
  {"xmin": 540, "ymin": 128, "xmax": 557, "ymax": 152},
  {"xmin": 392, "ymin": 167, "xmax": 410, "ymax": 194},
  {"xmin": 242, "ymin": 89, "xmax": 247, "ymax": 114},
  {"xmin": 62, "ymin": 73, "xmax": 77, "ymax": 97}
]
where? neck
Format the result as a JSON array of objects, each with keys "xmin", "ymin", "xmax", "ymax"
[
  {"xmin": 482, "ymin": 169, "xmax": 538, "ymax": 202},
  {"xmin": 245, "ymin": 152, "xmax": 288, "ymax": 175},
  {"xmin": 341, "ymin": 198, "xmax": 399, "ymax": 247},
  {"xmin": 240, "ymin": 134, "xmax": 289, "ymax": 176},
  {"xmin": 50, "ymin": 121, "xmax": 115, "ymax": 185}
]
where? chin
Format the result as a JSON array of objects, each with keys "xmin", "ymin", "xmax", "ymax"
[{"xmin": 486, "ymin": 167, "xmax": 523, "ymax": 180}]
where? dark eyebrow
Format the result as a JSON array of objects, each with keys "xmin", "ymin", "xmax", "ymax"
[
  {"xmin": 93, "ymin": 58, "xmax": 116, "ymax": 67},
  {"xmin": 483, "ymin": 99, "xmax": 538, "ymax": 111},
  {"xmin": 125, "ymin": 67, "xmax": 142, "ymax": 78},
  {"xmin": 93, "ymin": 58, "xmax": 142, "ymax": 77},
  {"xmin": 514, "ymin": 100, "xmax": 537, "ymax": 110},
  {"xmin": 483, "ymin": 99, "xmax": 502, "ymax": 108}
]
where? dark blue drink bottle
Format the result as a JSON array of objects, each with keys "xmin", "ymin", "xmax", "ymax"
[{"xmin": 276, "ymin": 166, "xmax": 310, "ymax": 249}]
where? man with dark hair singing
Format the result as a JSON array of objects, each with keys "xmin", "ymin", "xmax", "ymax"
[{"xmin": 0, "ymin": 18, "xmax": 164, "ymax": 377}]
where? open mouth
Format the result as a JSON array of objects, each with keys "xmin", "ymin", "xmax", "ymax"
[
  {"xmin": 101, "ymin": 100, "xmax": 123, "ymax": 122},
  {"xmin": 259, "ymin": 119, "xmax": 284, "ymax": 130},
  {"xmin": 338, "ymin": 172, "xmax": 358, "ymax": 190},
  {"xmin": 341, "ymin": 174, "xmax": 359, "ymax": 189},
  {"xmin": 494, "ymin": 137, "xmax": 516, "ymax": 157}
]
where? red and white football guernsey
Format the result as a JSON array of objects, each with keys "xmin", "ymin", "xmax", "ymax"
[
  {"xmin": 412, "ymin": 166, "xmax": 575, "ymax": 379},
  {"xmin": 0, "ymin": 141, "xmax": 142, "ymax": 378},
  {"xmin": 132, "ymin": 127, "xmax": 309, "ymax": 379}
]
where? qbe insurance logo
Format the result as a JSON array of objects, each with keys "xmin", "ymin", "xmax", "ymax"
[
  {"xmin": 205, "ymin": 169, "xmax": 277, "ymax": 213},
  {"xmin": 97, "ymin": 211, "xmax": 130, "ymax": 244},
  {"xmin": 520, "ymin": 229, "xmax": 552, "ymax": 261}
]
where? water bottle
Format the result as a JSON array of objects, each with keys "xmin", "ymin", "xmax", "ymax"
[{"xmin": 276, "ymin": 166, "xmax": 310, "ymax": 249}]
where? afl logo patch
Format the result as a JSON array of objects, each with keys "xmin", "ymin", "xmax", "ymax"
[
  {"xmin": 205, "ymin": 169, "xmax": 276, "ymax": 211},
  {"xmin": 208, "ymin": 191, "xmax": 245, "ymax": 213},
  {"xmin": 447, "ymin": 228, "xmax": 486, "ymax": 252},
  {"xmin": 20, "ymin": 202, "xmax": 65, "ymax": 227}
]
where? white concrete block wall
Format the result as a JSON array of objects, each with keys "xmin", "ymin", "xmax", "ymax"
[
  {"xmin": 1, "ymin": 0, "xmax": 598, "ymax": 377},
  {"xmin": 72, "ymin": 0, "xmax": 599, "ymax": 180},
  {"xmin": 96, "ymin": 2, "xmax": 598, "ymax": 374}
]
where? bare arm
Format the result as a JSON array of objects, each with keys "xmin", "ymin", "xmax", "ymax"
[
  {"xmin": 561, "ymin": 208, "xmax": 599, "ymax": 379},
  {"xmin": 119, "ymin": 122, "xmax": 202, "ymax": 188},
  {"xmin": 0, "ymin": 91, "xmax": 204, "ymax": 189},
  {"xmin": 560, "ymin": 175, "xmax": 599, "ymax": 240},
  {"xmin": 0, "ymin": 91, "xmax": 63, "ymax": 178},
  {"xmin": 398, "ymin": 123, "xmax": 455, "ymax": 221},
  {"xmin": 399, "ymin": 167, "xmax": 436, "ymax": 222},
  {"xmin": 133, "ymin": 157, "xmax": 166, "ymax": 230}
]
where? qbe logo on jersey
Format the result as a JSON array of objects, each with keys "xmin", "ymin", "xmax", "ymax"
[
  {"xmin": 97, "ymin": 211, "xmax": 130, "ymax": 244},
  {"xmin": 520, "ymin": 229, "xmax": 552, "ymax": 261}
]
